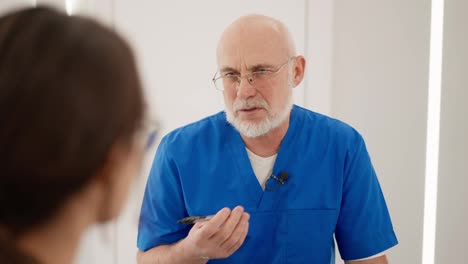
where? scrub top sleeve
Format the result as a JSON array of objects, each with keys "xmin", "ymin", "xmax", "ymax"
[
  {"xmin": 335, "ymin": 134, "xmax": 398, "ymax": 261},
  {"xmin": 137, "ymin": 137, "xmax": 190, "ymax": 251}
]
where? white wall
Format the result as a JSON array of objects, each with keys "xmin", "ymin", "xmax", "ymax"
[
  {"xmin": 305, "ymin": 0, "xmax": 334, "ymax": 115},
  {"xmin": 0, "ymin": 0, "xmax": 34, "ymax": 15},
  {"xmin": 330, "ymin": 1, "xmax": 431, "ymax": 263},
  {"xmin": 435, "ymin": 0, "xmax": 468, "ymax": 262}
]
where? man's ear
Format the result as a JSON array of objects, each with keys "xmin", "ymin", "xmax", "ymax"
[{"xmin": 292, "ymin": 56, "xmax": 306, "ymax": 88}]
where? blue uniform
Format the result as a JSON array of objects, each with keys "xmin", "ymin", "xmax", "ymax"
[{"xmin": 137, "ymin": 105, "xmax": 398, "ymax": 263}]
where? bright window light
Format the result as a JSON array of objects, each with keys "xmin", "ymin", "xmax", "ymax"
[{"xmin": 422, "ymin": 0, "xmax": 445, "ymax": 264}]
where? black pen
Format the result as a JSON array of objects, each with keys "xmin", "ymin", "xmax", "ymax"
[{"xmin": 177, "ymin": 215, "xmax": 214, "ymax": 225}]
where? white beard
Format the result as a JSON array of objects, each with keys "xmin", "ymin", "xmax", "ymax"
[{"xmin": 226, "ymin": 93, "xmax": 293, "ymax": 138}]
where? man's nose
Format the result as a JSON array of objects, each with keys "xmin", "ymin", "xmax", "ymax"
[{"xmin": 236, "ymin": 75, "xmax": 256, "ymax": 99}]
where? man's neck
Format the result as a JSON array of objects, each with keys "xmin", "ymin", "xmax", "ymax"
[{"xmin": 242, "ymin": 116, "xmax": 290, "ymax": 157}]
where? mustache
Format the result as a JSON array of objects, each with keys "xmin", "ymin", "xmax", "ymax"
[{"xmin": 233, "ymin": 98, "xmax": 269, "ymax": 112}]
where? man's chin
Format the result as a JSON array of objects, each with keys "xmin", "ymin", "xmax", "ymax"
[
  {"xmin": 233, "ymin": 119, "xmax": 272, "ymax": 138},
  {"xmin": 235, "ymin": 117, "xmax": 265, "ymax": 125}
]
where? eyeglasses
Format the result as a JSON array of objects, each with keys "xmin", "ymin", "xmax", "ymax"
[
  {"xmin": 212, "ymin": 57, "xmax": 296, "ymax": 91},
  {"xmin": 138, "ymin": 120, "xmax": 160, "ymax": 151}
]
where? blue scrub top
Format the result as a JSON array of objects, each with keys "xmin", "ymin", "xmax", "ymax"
[{"xmin": 137, "ymin": 105, "xmax": 398, "ymax": 263}]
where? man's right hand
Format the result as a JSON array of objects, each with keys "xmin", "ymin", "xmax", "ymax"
[{"xmin": 178, "ymin": 206, "xmax": 250, "ymax": 261}]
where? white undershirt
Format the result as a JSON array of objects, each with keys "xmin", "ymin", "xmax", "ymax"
[
  {"xmin": 245, "ymin": 148, "xmax": 277, "ymax": 190},
  {"xmin": 245, "ymin": 148, "xmax": 387, "ymax": 261}
]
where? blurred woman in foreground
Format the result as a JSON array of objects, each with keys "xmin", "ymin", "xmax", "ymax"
[{"xmin": 0, "ymin": 6, "xmax": 151, "ymax": 264}]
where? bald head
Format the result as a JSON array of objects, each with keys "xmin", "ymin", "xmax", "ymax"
[{"xmin": 216, "ymin": 15, "xmax": 297, "ymax": 66}]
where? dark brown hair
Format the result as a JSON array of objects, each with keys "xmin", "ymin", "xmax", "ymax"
[{"xmin": 0, "ymin": 6, "xmax": 144, "ymax": 262}]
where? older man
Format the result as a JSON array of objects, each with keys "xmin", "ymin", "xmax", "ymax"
[{"xmin": 137, "ymin": 15, "xmax": 398, "ymax": 264}]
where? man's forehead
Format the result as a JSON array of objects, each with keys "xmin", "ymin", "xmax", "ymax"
[
  {"xmin": 218, "ymin": 55, "xmax": 284, "ymax": 72},
  {"xmin": 217, "ymin": 37, "xmax": 288, "ymax": 69}
]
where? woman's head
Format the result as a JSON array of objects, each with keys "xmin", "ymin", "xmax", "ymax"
[{"xmin": 0, "ymin": 6, "xmax": 145, "ymax": 238}]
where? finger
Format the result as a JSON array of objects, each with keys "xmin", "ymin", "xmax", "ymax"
[
  {"xmin": 200, "ymin": 207, "xmax": 231, "ymax": 238},
  {"xmin": 221, "ymin": 212, "xmax": 250, "ymax": 253},
  {"xmin": 211, "ymin": 206, "xmax": 244, "ymax": 244},
  {"xmin": 193, "ymin": 221, "xmax": 205, "ymax": 229},
  {"xmin": 227, "ymin": 220, "xmax": 249, "ymax": 255}
]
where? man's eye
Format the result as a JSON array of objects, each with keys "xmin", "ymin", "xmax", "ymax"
[
  {"xmin": 254, "ymin": 69, "xmax": 271, "ymax": 75},
  {"xmin": 223, "ymin": 72, "xmax": 238, "ymax": 77}
]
